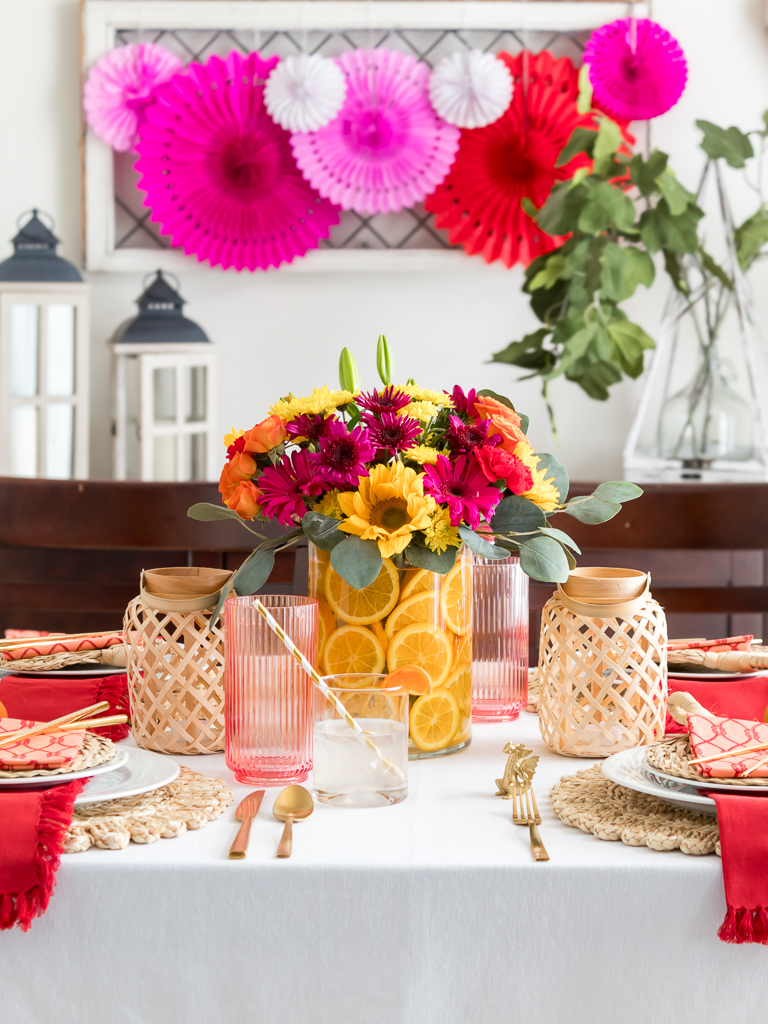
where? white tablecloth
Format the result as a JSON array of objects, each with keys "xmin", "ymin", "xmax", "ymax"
[{"xmin": 4, "ymin": 715, "xmax": 767, "ymax": 1023}]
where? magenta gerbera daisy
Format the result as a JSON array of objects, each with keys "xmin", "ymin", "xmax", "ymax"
[
  {"xmin": 446, "ymin": 385, "xmax": 479, "ymax": 416},
  {"xmin": 258, "ymin": 450, "xmax": 326, "ymax": 526},
  {"xmin": 364, "ymin": 412, "xmax": 421, "ymax": 454},
  {"xmin": 286, "ymin": 413, "xmax": 336, "ymax": 445},
  {"xmin": 317, "ymin": 419, "xmax": 377, "ymax": 487},
  {"xmin": 422, "ymin": 453, "xmax": 503, "ymax": 529},
  {"xmin": 445, "ymin": 415, "xmax": 501, "ymax": 454},
  {"xmin": 356, "ymin": 386, "xmax": 412, "ymax": 415}
]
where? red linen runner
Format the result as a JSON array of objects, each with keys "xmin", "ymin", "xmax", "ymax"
[
  {"xmin": 0, "ymin": 779, "xmax": 86, "ymax": 931},
  {"xmin": 0, "ymin": 674, "xmax": 130, "ymax": 741},
  {"xmin": 708, "ymin": 792, "xmax": 768, "ymax": 945}
]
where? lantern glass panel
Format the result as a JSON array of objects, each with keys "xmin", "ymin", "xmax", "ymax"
[
  {"xmin": 153, "ymin": 434, "xmax": 176, "ymax": 480},
  {"xmin": 10, "ymin": 304, "xmax": 38, "ymax": 397},
  {"xmin": 184, "ymin": 365, "xmax": 206, "ymax": 422},
  {"xmin": 184, "ymin": 432, "xmax": 206, "ymax": 480},
  {"xmin": 153, "ymin": 367, "xmax": 176, "ymax": 422},
  {"xmin": 10, "ymin": 405, "xmax": 38, "ymax": 476},
  {"xmin": 46, "ymin": 305, "xmax": 76, "ymax": 396},
  {"xmin": 46, "ymin": 404, "xmax": 74, "ymax": 478}
]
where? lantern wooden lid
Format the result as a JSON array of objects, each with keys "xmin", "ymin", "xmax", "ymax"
[
  {"xmin": 142, "ymin": 567, "xmax": 233, "ymax": 610},
  {"xmin": 561, "ymin": 567, "xmax": 648, "ymax": 606}
]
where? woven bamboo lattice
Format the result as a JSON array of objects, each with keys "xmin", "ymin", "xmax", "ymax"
[
  {"xmin": 0, "ymin": 731, "xmax": 116, "ymax": 778},
  {"xmin": 124, "ymin": 596, "xmax": 225, "ymax": 754},
  {"xmin": 538, "ymin": 593, "xmax": 667, "ymax": 757},
  {"xmin": 550, "ymin": 765, "xmax": 720, "ymax": 856}
]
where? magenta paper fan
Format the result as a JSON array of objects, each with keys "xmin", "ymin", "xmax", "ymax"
[
  {"xmin": 584, "ymin": 18, "xmax": 687, "ymax": 121},
  {"xmin": 291, "ymin": 48, "xmax": 461, "ymax": 216},
  {"xmin": 84, "ymin": 43, "xmax": 183, "ymax": 152},
  {"xmin": 135, "ymin": 51, "xmax": 340, "ymax": 271}
]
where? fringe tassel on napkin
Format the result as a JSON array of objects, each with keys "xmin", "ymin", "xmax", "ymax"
[
  {"xmin": 93, "ymin": 674, "xmax": 130, "ymax": 740},
  {"xmin": 718, "ymin": 907, "xmax": 768, "ymax": 945}
]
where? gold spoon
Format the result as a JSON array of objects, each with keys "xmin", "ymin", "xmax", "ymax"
[{"xmin": 273, "ymin": 785, "xmax": 314, "ymax": 858}]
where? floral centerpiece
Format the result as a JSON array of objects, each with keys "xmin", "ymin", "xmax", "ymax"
[{"xmin": 190, "ymin": 337, "xmax": 641, "ymax": 756}]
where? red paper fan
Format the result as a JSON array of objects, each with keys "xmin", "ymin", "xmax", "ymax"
[{"xmin": 425, "ymin": 51, "xmax": 601, "ymax": 268}]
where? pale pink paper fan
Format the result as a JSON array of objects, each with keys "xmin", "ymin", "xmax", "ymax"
[
  {"xmin": 291, "ymin": 48, "xmax": 460, "ymax": 216},
  {"xmin": 135, "ymin": 51, "xmax": 340, "ymax": 271},
  {"xmin": 84, "ymin": 43, "xmax": 183, "ymax": 152}
]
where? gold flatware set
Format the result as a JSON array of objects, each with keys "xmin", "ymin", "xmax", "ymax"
[{"xmin": 228, "ymin": 785, "xmax": 314, "ymax": 860}]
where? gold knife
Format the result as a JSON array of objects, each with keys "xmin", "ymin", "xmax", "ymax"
[{"xmin": 228, "ymin": 790, "xmax": 265, "ymax": 860}]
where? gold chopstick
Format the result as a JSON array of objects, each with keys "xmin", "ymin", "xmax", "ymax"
[
  {"xmin": 0, "ymin": 630, "xmax": 122, "ymax": 650},
  {"xmin": 688, "ymin": 741, "xmax": 768, "ymax": 766},
  {"xmin": 0, "ymin": 701, "xmax": 110, "ymax": 749}
]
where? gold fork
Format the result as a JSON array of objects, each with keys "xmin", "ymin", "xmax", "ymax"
[{"xmin": 511, "ymin": 784, "xmax": 550, "ymax": 862}]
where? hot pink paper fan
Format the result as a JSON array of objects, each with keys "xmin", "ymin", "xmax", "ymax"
[
  {"xmin": 584, "ymin": 18, "xmax": 687, "ymax": 121},
  {"xmin": 291, "ymin": 48, "xmax": 460, "ymax": 216},
  {"xmin": 84, "ymin": 43, "xmax": 183, "ymax": 152},
  {"xmin": 135, "ymin": 51, "xmax": 340, "ymax": 271}
]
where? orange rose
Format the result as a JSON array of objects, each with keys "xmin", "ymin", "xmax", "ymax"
[
  {"xmin": 473, "ymin": 396, "xmax": 529, "ymax": 452},
  {"xmin": 219, "ymin": 452, "xmax": 256, "ymax": 503},
  {"xmin": 242, "ymin": 415, "xmax": 287, "ymax": 454},
  {"xmin": 225, "ymin": 481, "xmax": 264, "ymax": 520}
]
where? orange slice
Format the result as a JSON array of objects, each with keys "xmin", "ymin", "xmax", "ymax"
[
  {"xmin": 454, "ymin": 635, "xmax": 470, "ymax": 668},
  {"xmin": 384, "ymin": 590, "xmax": 440, "ymax": 639},
  {"xmin": 340, "ymin": 690, "xmax": 398, "ymax": 719},
  {"xmin": 409, "ymin": 689, "xmax": 460, "ymax": 751},
  {"xmin": 316, "ymin": 598, "xmax": 336, "ymax": 665},
  {"xmin": 387, "ymin": 623, "xmax": 454, "ymax": 689},
  {"xmin": 322, "ymin": 625, "xmax": 385, "ymax": 676},
  {"xmin": 442, "ymin": 665, "xmax": 472, "ymax": 719},
  {"xmin": 370, "ymin": 618, "xmax": 389, "ymax": 656},
  {"xmin": 440, "ymin": 560, "xmax": 471, "ymax": 636},
  {"xmin": 324, "ymin": 558, "xmax": 400, "ymax": 625},
  {"xmin": 400, "ymin": 568, "xmax": 435, "ymax": 601},
  {"xmin": 386, "ymin": 665, "xmax": 433, "ymax": 696}
]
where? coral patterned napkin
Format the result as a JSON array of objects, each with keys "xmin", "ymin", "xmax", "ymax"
[
  {"xmin": 687, "ymin": 713, "xmax": 768, "ymax": 778},
  {"xmin": 1, "ymin": 631, "xmax": 123, "ymax": 662},
  {"xmin": 0, "ymin": 719, "xmax": 85, "ymax": 770}
]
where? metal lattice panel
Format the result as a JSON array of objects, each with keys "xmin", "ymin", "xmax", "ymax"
[{"xmin": 112, "ymin": 27, "xmax": 588, "ymax": 253}]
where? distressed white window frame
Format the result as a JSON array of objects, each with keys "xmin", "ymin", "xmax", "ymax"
[{"xmin": 82, "ymin": 1, "xmax": 650, "ymax": 275}]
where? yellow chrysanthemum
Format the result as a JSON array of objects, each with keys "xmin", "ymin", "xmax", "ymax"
[
  {"xmin": 515, "ymin": 442, "xmax": 561, "ymax": 512},
  {"xmin": 394, "ymin": 384, "xmax": 453, "ymax": 406},
  {"xmin": 223, "ymin": 427, "xmax": 245, "ymax": 448},
  {"xmin": 269, "ymin": 386, "xmax": 358, "ymax": 421},
  {"xmin": 337, "ymin": 462, "xmax": 436, "ymax": 558},
  {"xmin": 399, "ymin": 401, "xmax": 440, "ymax": 422},
  {"xmin": 403, "ymin": 445, "xmax": 440, "ymax": 466},
  {"xmin": 313, "ymin": 490, "xmax": 345, "ymax": 520},
  {"xmin": 424, "ymin": 506, "xmax": 461, "ymax": 554}
]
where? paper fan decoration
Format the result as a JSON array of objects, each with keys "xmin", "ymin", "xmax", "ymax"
[
  {"xmin": 291, "ymin": 49, "xmax": 460, "ymax": 216},
  {"xmin": 135, "ymin": 51, "xmax": 340, "ymax": 272},
  {"xmin": 584, "ymin": 18, "xmax": 687, "ymax": 121},
  {"xmin": 264, "ymin": 54, "xmax": 347, "ymax": 134},
  {"xmin": 83, "ymin": 43, "xmax": 183, "ymax": 152},
  {"xmin": 429, "ymin": 50, "xmax": 513, "ymax": 130},
  {"xmin": 425, "ymin": 50, "xmax": 601, "ymax": 268}
]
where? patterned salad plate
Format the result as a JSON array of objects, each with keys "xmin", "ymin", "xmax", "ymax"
[
  {"xmin": 602, "ymin": 748, "xmax": 716, "ymax": 816},
  {"xmin": 0, "ymin": 746, "xmax": 129, "ymax": 788}
]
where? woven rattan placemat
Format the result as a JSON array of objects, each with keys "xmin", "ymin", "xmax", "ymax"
[
  {"xmin": 0, "ymin": 731, "xmax": 116, "ymax": 778},
  {"xmin": 64, "ymin": 765, "xmax": 234, "ymax": 852},
  {"xmin": 645, "ymin": 735, "xmax": 768, "ymax": 788},
  {"xmin": 550, "ymin": 765, "xmax": 720, "ymax": 855}
]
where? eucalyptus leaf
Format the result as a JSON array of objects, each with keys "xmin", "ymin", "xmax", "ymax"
[
  {"xmin": 534, "ymin": 453, "xmax": 569, "ymax": 505},
  {"xmin": 476, "ymin": 388, "xmax": 516, "ymax": 411},
  {"xmin": 210, "ymin": 580, "xmax": 234, "ymax": 624},
  {"xmin": 539, "ymin": 525, "xmax": 581, "ymax": 554},
  {"xmin": 405, "ymin": 540, "xmax": 458, "ymax": 574},
  {"xmin": 563, "ymin": 495, "xmax": 622, "ymax": 524},
  {"xmin": 458, "ymin": 526, "xmax": 510, "ymax": 560},
  {"xmin": 491, "ymin": 494, "xmax": 546, "ymax": 533},
  {"xmin": 188, "ymin": 502, "xmax": 255, "ymax": 525},
  {"xmin": 302, "ymin": 511, "xmax": 345, "ymax": 551},
  {"xmin": 330, "ymin": 536, "xmax": 382, "ymax": 589},
  {"xmin": 593, "ymin": 481, "xmax": 643, "ymax": 502},
  {"xmin": 233, "ymin": 547, "xmax": 276, "ymax": 596},
  {"xmin": 517, "ymin": 535, "xmax": 570, "ymax": 583}
]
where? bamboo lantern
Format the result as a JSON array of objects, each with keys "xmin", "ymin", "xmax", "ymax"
[
  {"xmin": 124, "ymin": 568, "xmax": 232, "ymax": 754},
  {"xmin": 538, "ymin": 568, "xmax": 667, "ymax": 757}
]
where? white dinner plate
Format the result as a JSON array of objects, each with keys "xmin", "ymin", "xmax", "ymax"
[
  {"xmin": 0, "ymin": 746, "xmax": 129, "ymax": 788},
  {"xmin": 602, "ymin": 747, "xmax": 716, "ymax": 816},
  {"xmin": 75, "ymin": 747, "xmax": 180, "ymax": 806}
]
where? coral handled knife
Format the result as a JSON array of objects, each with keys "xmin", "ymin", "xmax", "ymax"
[{"xmin": 228, "ymin": 790, "xmax": 265, "ymax": 860}]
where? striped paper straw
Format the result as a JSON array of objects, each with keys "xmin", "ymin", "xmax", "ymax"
[{"xmin": 253, "ymin": 599, "xmax": 405, "ymax": 785}]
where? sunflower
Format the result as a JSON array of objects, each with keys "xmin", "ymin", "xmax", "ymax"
[
  {"xmin": 270, "ymin": 386, "xmax": 358, "ymax": 421},
  {"xmin": 337, "ymin": 462, "xmax": 436, "ymax": 558},
  {"xmin": 424, "ymin": 506, "xmax": 461, "ymax": 554},
  {"xmin": 514, "ymin": 442, "xmax": 561, "ymax": 512}
]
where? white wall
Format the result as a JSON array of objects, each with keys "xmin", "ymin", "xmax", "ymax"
[{"xmin": 2, "ymin": 0, "xmax": 768, "ymax": 481}]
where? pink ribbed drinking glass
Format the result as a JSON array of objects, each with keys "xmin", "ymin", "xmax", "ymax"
[
  {"xmin": 471, "ymin": 555, "xmax": 529, "ymax": 722},
  {"xmin": 225, "ymin": 595, "xmax": 317, "ymax": 785}
]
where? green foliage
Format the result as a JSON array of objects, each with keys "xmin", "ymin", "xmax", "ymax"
[
  {"xmin": 233, "ymin": 548, "xmax": 276, "ymax": 596},
  {"xmin": 376, "ymin": 334, "xmax": 392, "ymax": 386},
  {"xmin": 338, "ymin": 347, "xmax": 360, "ymax": 392},
  {"xmin": 491, "ymin": 494, "xmax": 546, "ymax": 533},
  {"xmin": 516, "ymin": 535, "xmax": 571, "ymax": 583},
  {"xmin": 458, "ymin": 525, "xmax": 510, "ymax": 560},
  {"xmin": 302, "ymin": 511, "xmax": 345, "ymax": 551},
  {"xmin": 696, "ymin": 120, "xmax": 753, "ymax": 168},
  {"xmin": 330, "ymin": 536, "xmax": 381, "ymax": 589},
  {"xmin": 404, "ymin": 538, "xmax": 459, "ymax": 573}
]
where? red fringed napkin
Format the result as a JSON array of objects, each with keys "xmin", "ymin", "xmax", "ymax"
[
  {"xmin": 666, "ymin": 674, "xmax": 768, "ymax": 734},
  {"xmin": 0, "ymin": 674, "xmax": 130, "ymax": 741},
  {"xmin": 708, "ymin": 792, "xmax": 768, "ymax": 944},
  {"xmin": 0, "ymin": 780, "xmax": 87, "ymax": 931}
]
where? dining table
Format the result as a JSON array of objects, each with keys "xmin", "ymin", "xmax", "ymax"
[{"xmin": 3, "ymin": 712, "xmax": 766, "ymax": 1024}]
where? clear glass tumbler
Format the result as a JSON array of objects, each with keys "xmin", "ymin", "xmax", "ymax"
[
  {"xmin": 471, "ymin": 555, "xmax": 529, "ymax": 722},
  {"xmin": 225, "ymin": 595, "xmax": 317, "ymax": 785},
  {"xmin": 313, "ymin": 675, "xmax": 409, "ymax": 807}
]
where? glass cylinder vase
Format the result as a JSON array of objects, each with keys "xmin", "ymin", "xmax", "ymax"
[
  {"xmin": 224, "ymin": 594, "xmax": 317, "ymax": 785},
  {"xmin": 308, "ymin": 542, "xmax": 472, "ymax": 759},
  {"xmin": 471, "ymin": 554, "xmax": 529, "ymax": 722}
]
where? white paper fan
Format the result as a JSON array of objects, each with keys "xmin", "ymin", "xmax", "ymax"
[
  {"xmin": 264, "ymin": 53, "xmax": 347, "ymax": 133},
  {"xmin": 429, "ymin": 50, "xmax": 513, "ymax": 130}
]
